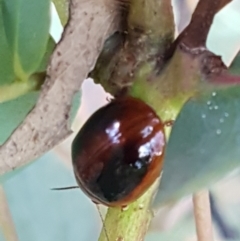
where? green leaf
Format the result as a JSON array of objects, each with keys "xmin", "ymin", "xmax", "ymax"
[
  {"xmin": 0, "ymin": 91, "xmax": 39, "ymax": 145},
  {"xmin": 1, "ymin": 0, "xmax": 51, "ymax": 81},
  {"xmin": 0, "ymin": 5, "xmax": 15, "ymax": 85},
  {"xmin": 0, "ymin": 75, "xmax": 41, "ymax": 103},
  {"xmin": 153, "ymin": 86, "xmax": 240, "ymax": 207},
  {"xmin": 36, "ymin": 36, "xmax": 56, "ymax": 73}
]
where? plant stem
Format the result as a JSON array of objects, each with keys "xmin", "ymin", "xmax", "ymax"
[
  {"xmin": 98, "ymin": 180, "xmax": 159, "ymax": 241},
  {"xmin": 180, "ymin": 0, "xmax": 232, "ymax": 48},
  {"xmin": 128, "ymin": 0, "xmax": 174, "ymax": 45},
  {"xmin": 91, "ymin": 0, "xmax": 175, "ymax": 96},
  {"xmin": 193, "ymin": 190, "xmax": 214, "ymax": 241}
]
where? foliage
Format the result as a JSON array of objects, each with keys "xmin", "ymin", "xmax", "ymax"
[
  {"xmin": 1, "ymin": 0, "xmax": 240, "ymax": 241},
  {"xmin": 154, "ymin": 86, "xmax": 240, "ymax": 206},
  {"xmin": 0, "ymin": 0, "xmax": 54, "ymax": 145}
]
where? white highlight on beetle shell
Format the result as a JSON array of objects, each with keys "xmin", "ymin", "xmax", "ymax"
[{"xmin": 105, "ymin": 121, "xmax": 122, "ymax": 144}]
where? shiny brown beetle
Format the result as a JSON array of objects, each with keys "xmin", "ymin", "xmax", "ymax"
[{"xmin": 72, "ymin": 97, "xmax": 165, "ymax": 207}]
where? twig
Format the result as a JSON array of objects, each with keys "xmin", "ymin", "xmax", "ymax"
[
  {"xmin": 0, "ymin": 186, "xmax": 19, "ymax": 241},
  {"xmin": 180, "ymin": 0, "xmax": 232, "ymax": 48},
  {"xmin": 0, "ymin": 0, "xmax": 119, "ymax": 175},
  {"xmin": 193, "ymin": 190, "xmax": 214, "ymax": 241}
]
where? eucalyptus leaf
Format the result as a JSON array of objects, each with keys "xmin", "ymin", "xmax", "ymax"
[
  {"xmin": 153, "ymin": 86, "xmax": 240, "ymax": 207},
  {"xmin": 36, "ymin": 36, "xmax": 56, "ymax": 73},
  {"xmin": 0, "ymin": 6, "xmax": 15, "ymax": 85},
  {"xmin": 1, "ymin": 0, "xmax": 51, "ymax": 81},
  {"xmin": 0, "ymin": 91, "xmax": 39, "ymax": 145}
]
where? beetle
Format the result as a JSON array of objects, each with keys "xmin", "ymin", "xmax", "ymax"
[{"xmin": 71, "ymin": 97, "xmax": 166, "ymax": 207}]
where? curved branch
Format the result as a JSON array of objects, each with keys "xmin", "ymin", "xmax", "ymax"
[
  {"xmin": 180, "ymin": 0, "xmax": 232, "ymax": 49},
  {"xmin": 0, "ymin": 0, "xmax": 120, "ymax": 175}
]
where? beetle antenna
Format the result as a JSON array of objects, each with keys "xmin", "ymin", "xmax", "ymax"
[
  {"xmin": 51, "ymin": 186, "xmax": 79, "ymax": 191},
  {"xmin": 96, "ymin": 205, "xmax": 110, "ymax": 241}
]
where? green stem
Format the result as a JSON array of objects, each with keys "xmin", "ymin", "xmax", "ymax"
[
  {"xmin": 93, "ymin": 2, "xmax": 181, "ymax": 240},
  {"xmin": 91, "ymin": 0, "xmax": 175, "ymax": 96},
  {"xmin": 98, "ymin": 181, "xmax": 159, "ymax": 241},
  {"xmin": 128, "ymin": 0, "xmax": 174, "ymax": 46},
  {"xmin": 94, "ymin": 1, "xmax": 235, "ymax": 240}
]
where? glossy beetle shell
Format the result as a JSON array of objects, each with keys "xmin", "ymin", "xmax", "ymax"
[{"xmin": 72, "ymin": 97, "xmax": 165, "ymax": 207}]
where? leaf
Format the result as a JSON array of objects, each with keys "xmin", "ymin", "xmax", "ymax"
[
  {"xmin": 1, "ymin": 0, "xmax": 51, "ymax": 81},
  {"xmin": 36, "ymin": 36, "xmax": 56, "ymax": 73},
  {"xmin": 0, "ymin": 75, "xmax": 41, "ymax": 104},
  {"xmin": 0, "ymin": 5, "xmax": 15, "ymax": 85},
  {"xmin": 0, "ymin": 91, "xmax": 39, "ymax": 145},
  {"xmin": 153, "ymin": 86, "xmax": 240, "ymax": 207}
]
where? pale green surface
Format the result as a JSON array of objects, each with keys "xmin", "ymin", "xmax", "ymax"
[
  {"xmin": 1, "ymin": 0, "xmax": 51, "ymax": 80},
  {"xmin": 0, "ymin": 91, "xmax": 39, "ymax": 145},
  {"xmin": 0, "ymin": 6, "xmax": 15, "ymax": 85},
  {"xmin": 1, "ymin": 153, "xmax": 100, "ymax": 241},
  {"xmin": 154, "ymin": 86, "xmax": 240, "ymax": 206},
  {"xmin": 36, "ymin": 36, "xmax": 56, "ymax": 73},
  {"xmin": 0, "ymin": 1, "xmax": 54, "ymax": 145}
]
